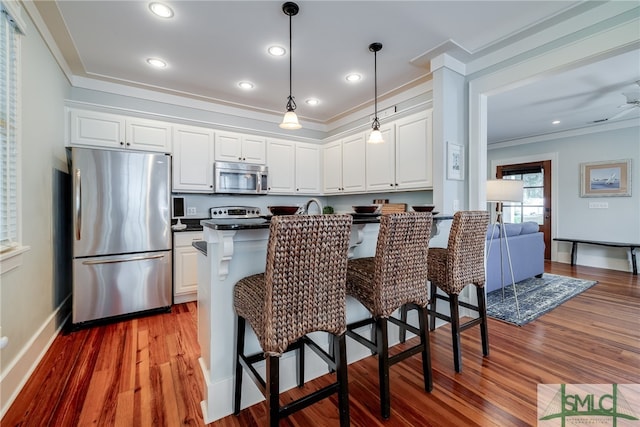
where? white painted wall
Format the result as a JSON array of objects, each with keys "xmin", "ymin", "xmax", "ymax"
[
  {"xmin": 0, "ymin": 6, "xmax": 71, "ymax": 417},
  {"xmin": 487, "ymin": 125, "xmax": 640, "ymax": 272}
]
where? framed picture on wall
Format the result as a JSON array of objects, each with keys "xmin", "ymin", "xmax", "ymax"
[
  {"xmin": 580, "ymin": 159, "xmax": 631, "ymax": 197},
  {"xmin": 447, "ymin": 142, "xmax": 464, "ymax": 181}
]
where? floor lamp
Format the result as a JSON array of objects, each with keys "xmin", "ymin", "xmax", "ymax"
[{"xmin": 486, "ymin": 179, "xmax": 524, "ymax": 319}]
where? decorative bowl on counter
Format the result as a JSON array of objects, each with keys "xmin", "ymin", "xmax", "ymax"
[
  {"xmin": 412, "ymin": 205, "xmax": 436, "ymax": 212},
  {"xmin": 352, "ymin": 205, "xmax": 380, "ymax": 214},
  {"xmin": 268, "ymin": 205, "xmax": 300, "ymax": 215}
]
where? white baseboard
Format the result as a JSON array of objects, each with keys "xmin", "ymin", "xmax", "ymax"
[{"xmin": 0, "ymin": 296, "xmax": 71, "ymax": 418}]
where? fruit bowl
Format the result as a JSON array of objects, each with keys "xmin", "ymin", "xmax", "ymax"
[
  {"xmin": 268, "ymin": 206, "xmax": 300, "ymax": 215},
  {"xmin": 412, "ymin": 205, "xmax": 435, "ymax": 212},
  {"xmin": 352, "ymin": 205, "xmax": 379, "ymax": 214}
]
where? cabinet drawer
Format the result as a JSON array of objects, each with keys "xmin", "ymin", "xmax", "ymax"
[{"xmin": 174, "ymin": 231, "xmax": 203, "ymax": 247}]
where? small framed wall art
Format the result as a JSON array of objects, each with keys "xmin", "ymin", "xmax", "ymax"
[
  {"xmin": 580, "ymin": 159, "xmax": 631, "ymax": 197},
  {"xmin": 447, "ymin": 142, "xmax": 464, "ymax": 181}
]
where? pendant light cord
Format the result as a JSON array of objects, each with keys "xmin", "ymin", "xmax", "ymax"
[{"xmin": 286, "ymin": 9, "xmax": 296, "ymax": 111}]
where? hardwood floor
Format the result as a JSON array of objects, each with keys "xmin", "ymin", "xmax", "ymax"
[{"xmin": 2, "ymin": 261, "xmax": 639, "ymax": 426}]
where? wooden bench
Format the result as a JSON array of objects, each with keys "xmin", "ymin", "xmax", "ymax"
[{"xmin": 553, "ymin": 238, "xmax": 638, "ymax": 275}]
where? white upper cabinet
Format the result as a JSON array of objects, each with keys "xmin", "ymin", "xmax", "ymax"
[
  {"xmin": 365, "ymin": 110, "xmax": 432, "ymax": 191},
  {"xmin": 341, "ymin": 133, "xmax": 366, "ymax": 192},
  {"xmin": 295, "ymin": 142, "xmax": 322, "ymax": 194},
  {"xmin": 323, "ymin": 134, "xmax": 366, "ymax": 194},
  {"xmin": 68, "ymin": 109, "xmax": 171, "ymax": 153},
  {"xmin": 322, "ymin": 140, "xmax": 343, "ymax": 193},
  {"xmin": 395, "ymin": 110, "xmax": 432, "ymax": 189},
  {"xmin": 172, "ymin": 125, "xmax": 215, "ymax": 193},
  {"xmin": 366, "ymin": 124, "xmax": 396, "ymax": 191},
  {"xmin": 266, "ymin": 139, "xmax": 296, "ymax": 194},
  {"xmin": 215, "ymin": 131, "xmax": 266, "ymax": 164}
]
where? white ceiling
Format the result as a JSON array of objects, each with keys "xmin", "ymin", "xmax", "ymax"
[{"xmin": 33, "ymin": 1, "xmax": 640, "ymax": 142}]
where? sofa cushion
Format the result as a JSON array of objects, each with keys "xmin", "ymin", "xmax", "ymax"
[
  {"xmin": 486, "ymin": 224, "xmax": 500, "ymax": 240},
  {"xmin": 502, "ymin": 223, "xmax": 522, "ymax": 237},
  {"xmin": 521, "ymin": 221, "xmax": 539, "ymax": 234}
]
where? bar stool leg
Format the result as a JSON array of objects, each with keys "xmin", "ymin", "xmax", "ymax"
[
  {"xmin": 417, "ymin": 305, "xmax": 433, "ymax": 392},
  {"xmin": 477, "ymin": 286, "xmax": 490, "ymax": 356},
  {"xmin": 266, "ymin": 355, "xmax": 280, "ymax": 427},
  {"xmin": 334, "ymin": 333, "xmax": 350, "ymax": 427},
  {"xmin": 449, "ymin": 294, "xmax": 462, "ymax": 373},
  {"xmin": 296, "ymin": 341, "xmax": 305, "ymax": 387},
  {"xmin": 429, "ymin": 283, "xmax": 438, "ymax": 331},
  {"xmin": 233, "ymin": 316, "xmax": 246, "ymax": 415},
  {"xmin": 376, "ymin": 318, "xmax": 391, "ymax": 419}
]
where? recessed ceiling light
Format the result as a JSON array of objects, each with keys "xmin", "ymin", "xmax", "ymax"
[
  {"xmin": 146, "ymin": 58, "xmax": 167, "ymax": 68},
  {"xmin": 552, "ymin": 120, "xmax": 561, "ymax": 125},
  {"xmin": 305, "ymin": 98, "xmax": 320, "ymax": 106},
  {"xmin": 345, "ymin": 73, "xmax": 362, "ymax": 82},
  {"xmin": 238, "ymin": 81, "xmax": 254, "ymax": 90},
  {"xmin": 268, "ymin": 46, "xmax": 286, "ymax": 56},
  {"xmin": 149, "ymin": 2, "xmax": 174, "ymax": 18}
]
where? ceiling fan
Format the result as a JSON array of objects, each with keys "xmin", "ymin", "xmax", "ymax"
[{"xmin": 592, "ymin": 80, "xmax": 640, "ymax": 123}]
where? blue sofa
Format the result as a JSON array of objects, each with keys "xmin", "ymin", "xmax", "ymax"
[{"xmin": 485, "ymin": 222, "xmax": 545, "ymax": 293}]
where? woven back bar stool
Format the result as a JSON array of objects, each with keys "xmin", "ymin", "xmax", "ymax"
[
  {"xmin": 345, "ymin": 212, "xmax": 433, "ymax": 420},
  {"xmin": 427, "ymin": 210, "xmax": 490, "ymax": 373},
  {"xmin": 233, "ymin": 214, "xmax": 353, "ymax": 427}
]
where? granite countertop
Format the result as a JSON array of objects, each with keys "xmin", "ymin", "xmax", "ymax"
[
  {"xmin": 172, "ymin": 218, "xmax": 205, "ymax": 232},
  {"xmin": 200, "ymin": 213, "xmax": 454, "ymax": 231}
]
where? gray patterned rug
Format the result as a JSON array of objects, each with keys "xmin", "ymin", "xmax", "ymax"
[{"xmin": 486, "ymin": 273, "xmax": 598, "ymax": 326}]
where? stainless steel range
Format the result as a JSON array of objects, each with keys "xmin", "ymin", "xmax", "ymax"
[{"xmin": 209, "ymin": 206, "xmax": 266, "ymax": 224}]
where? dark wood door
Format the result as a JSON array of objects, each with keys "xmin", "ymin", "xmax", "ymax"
[{"xmin": 497, "ymin": 160, "xmax": 551, "ymax": 259}]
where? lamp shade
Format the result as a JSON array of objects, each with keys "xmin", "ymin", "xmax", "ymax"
[
  {"xmin": 279, "ymin": 110, "xmax": 301, "ymax": 130},
  {"xmin": 486, "ymin": 179, "xmax": 523, "ymax": 202},
  {"xmin": 367, "ymin": 129, "xmax": 384, "ymax": 144}
]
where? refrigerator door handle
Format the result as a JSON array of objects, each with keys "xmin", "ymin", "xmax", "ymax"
[
  {"xmin": 74, "ymin": 168, "xmax": 82, "ymax": 240},
  {"xmin": 81, "ymin": 253, "xmax": 165, "ymax": 265}
]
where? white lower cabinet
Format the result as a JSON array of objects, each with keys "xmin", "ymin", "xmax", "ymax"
[{"xmin": 173, "ymin": 231, "xmax": 203, "ymax": 303}]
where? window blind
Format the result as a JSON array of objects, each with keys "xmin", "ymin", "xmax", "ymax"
[{"xmin": 0, "ymin": 6, "xmax": 19, "ymax": 251}]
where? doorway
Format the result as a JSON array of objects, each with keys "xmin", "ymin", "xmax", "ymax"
[{"xmin": 496, "ymin": 160, "xmax": 551, "ymax": 259}]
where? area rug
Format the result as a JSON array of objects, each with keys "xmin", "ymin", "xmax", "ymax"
[{"xmin": 486, "ymin": 273, "xmax": 598, "ymax": 326}]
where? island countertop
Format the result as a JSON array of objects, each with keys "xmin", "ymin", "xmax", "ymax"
[{"xmin": 200, "ymin": 213, "xmax": 454, "ymax": 231}]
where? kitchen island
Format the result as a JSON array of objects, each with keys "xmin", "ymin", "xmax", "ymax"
[{"xmin": 196, "ymin": 214, "xmax": 453, "ymax": 423}]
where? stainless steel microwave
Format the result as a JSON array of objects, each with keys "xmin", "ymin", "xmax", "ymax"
[{"xmin": 213, "ymin": 161, "xmax": 268, "ymax": 194}]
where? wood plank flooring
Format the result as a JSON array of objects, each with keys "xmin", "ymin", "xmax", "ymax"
[{"xmin": 2, "ymin": 261, "xmax": 639, "ymax": 426}]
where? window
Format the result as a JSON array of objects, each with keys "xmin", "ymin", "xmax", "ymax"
[
  {"xmin": 502, "ymin": 169, "xmax": 544, "ymax": 225},
  {"xmin": 1, "ymin": 2, "xmax": 26, "ymax": 271}
]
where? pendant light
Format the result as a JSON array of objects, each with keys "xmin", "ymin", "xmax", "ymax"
[
  {"xmin": 279, "ymin": 2, "xmax": 301, "ymax": 130},
  {"xmin": 367, "ymin": 42, "xmax": 384, "ymax": 143}
]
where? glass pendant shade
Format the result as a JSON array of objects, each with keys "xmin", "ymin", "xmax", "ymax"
[
  {"xmin": 280, "ymin": 110, "xmax": 301, "ymax": 129},
  {"xmin": 368, "ymin": 128, "xmax": 384, "ymax": 144}
]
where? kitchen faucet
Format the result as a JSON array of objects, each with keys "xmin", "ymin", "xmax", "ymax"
[{"xmin": 303, "ymin": 198, "xmax": 323, "ymax": 215}]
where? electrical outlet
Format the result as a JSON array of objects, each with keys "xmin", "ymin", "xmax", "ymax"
[
  {"xmin": 187, "ymin": 207, "xmax": 197, "ymax": 215},
  {"xmin": 588, "ymin": 202, "xmax": 608, "ymax": 209}
]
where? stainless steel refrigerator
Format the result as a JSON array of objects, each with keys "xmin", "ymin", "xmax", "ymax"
[{"xmin": 68, "ymin": 147, "xmax": 172, "ymax": 325}]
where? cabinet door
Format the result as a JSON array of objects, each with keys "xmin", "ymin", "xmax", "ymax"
[
  {"xmin": 395, "ymin": 111, "xmax": 432, "ymax": 189},
  {"xmin": 126, "ymin": 118, "xmax": 172, "ymax": 153},
  {"xmin": 214, "ymin": 131, "xmax": 242, "ymax": 162},
  {"xmin": 173, "ymin": 232, "xmax": 203, "ymax": 302},
  {"xmin": 341, "ymin": 133, "xmax": 366, "ymax": 193},
  {"xmin": 323, "ymin": 140, "xmax": 343, "ymax": 194},
  {"xmin": 69, "ymin": 109, "xmax": 125, "ymax": 149},
  {"xmin": 241, "ymin": 135, "xmax": 266, "ymax": 164},
  {"xmin": 266, "ymin": 139, "xmax": 295, "ymax": 193},
  {"xmin": 366, "ymin": 124, "xmax": 396, "ymax": 191},
  {"xmin": 172, "ymin": 126, "xmax": 215, "ymax": 193},
  {"xmin": 295, "ymin": 143, "xmax": 321, "ymax": 194}
]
